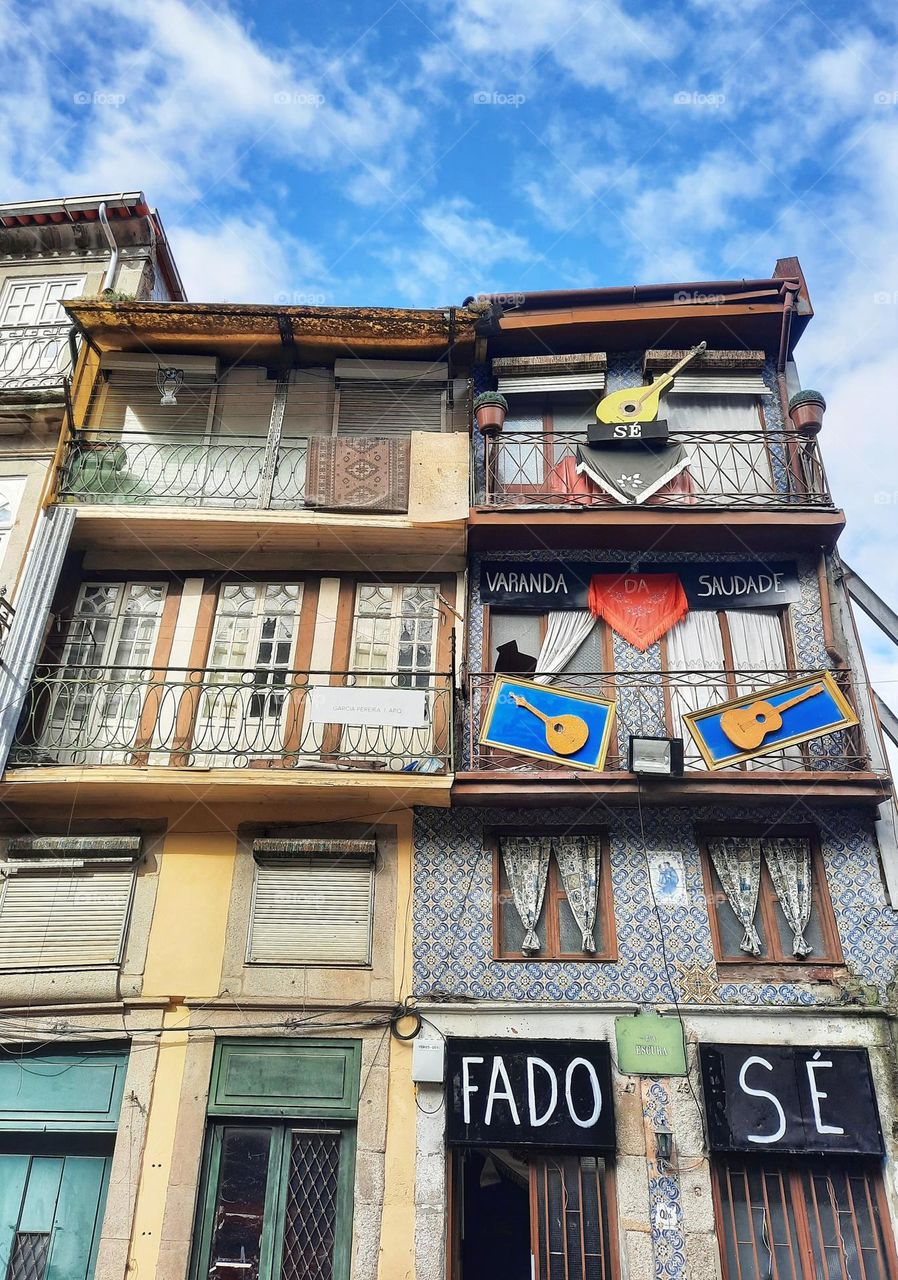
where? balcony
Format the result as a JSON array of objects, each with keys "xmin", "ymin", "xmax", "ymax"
[
  {"xmin": 0, "ymin": 323, "xmax": 73, "ymax": 392},
  {"xmin": 472, "ymin": 430, "xmax": 843, "ymax": 552},
  {"xmin": 456, "ymin": 669, "xmax": 888, "ymax": 807},
  {"xmin": 5, "ymin": 666, "xmax": 454, "ymax": 806}
]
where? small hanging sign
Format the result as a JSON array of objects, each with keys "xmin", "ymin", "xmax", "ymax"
[
  {"xmin": 682, "ymin": 670, "xmax": 858, "ymax": 770},
  {"xmin": 478, "ymin": 675, "xmax": 616, "ymax": 772},
  {"xmin": 615, "ymin": 1012, "xmax": 688, "ymax": 1076}
]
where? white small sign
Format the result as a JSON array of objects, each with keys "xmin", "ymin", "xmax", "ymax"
[{"xmin": 307, "ymin": 685, "xmax": 429, "ymax": 728}]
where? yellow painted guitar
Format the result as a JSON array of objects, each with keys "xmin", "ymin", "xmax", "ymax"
[
  {"xmin": 719, "ymin": 683, "xmax": 825, "ymax": 751},
  {"xmin": 596, "ymin": 341, "xmax": 707, "ymax": 424},
  {"xmin": 510, "ymin": 694, "xmax": 590, "ymax": 755}
]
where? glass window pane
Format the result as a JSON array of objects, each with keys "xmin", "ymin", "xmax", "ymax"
[
  {"xmin": 709, "ymin": 862, "xmax": 769, "ymax": 960},
  {"xmin": 489, "ymin": 612, "xmax": 542, "ymax": 673},
  {"xmin": 206, "ymin": 1126, "xmax": 272, "ymax": 1279},
  {"xmin": 498, "ymin": 858, "xmax": 546, "ymax": 955}
]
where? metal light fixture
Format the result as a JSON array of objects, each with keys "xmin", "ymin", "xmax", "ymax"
[
  {"xmin": 628, "ymin": 735, "xmax": 684, "ymax": 777},
  {"xmin": 156, "ymin": 367, "xmax": 184, "ymax": 406},
  {"xmin": 654, "ymin": 1125, "xmax": 674, "ymax": 1167}
]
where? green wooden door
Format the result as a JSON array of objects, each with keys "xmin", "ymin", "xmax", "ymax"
[{"xmin": 0, "ymin": 1152, "xmax": 110, "ymax": 1280}]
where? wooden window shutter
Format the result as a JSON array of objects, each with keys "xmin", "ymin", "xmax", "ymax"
[
  {"xmin": 0, "ymin": 866, "xmax": 135, "ymax": 969},
  {"xmin": 336, "ymin": 380, "xmax": 444, "ymax": 434},
  {"xmin": 664, "ymin": 372, "xmax": 768, "ymax": 396},
  {"xmin": 248, "ymin": 859, "xmax": 375, "ymax": 965}
]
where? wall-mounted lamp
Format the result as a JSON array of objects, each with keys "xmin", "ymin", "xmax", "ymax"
[
  {"xmin": 654, "ymin": 1125, "xmax": 674, "ymax": 1167},
  {"xmin": 156, "ymin": 367, "xmax": 184, "ymax": 406},
  {"xmin": 628, "ymin": 735, "xmax": 684, "ymax": 777}
]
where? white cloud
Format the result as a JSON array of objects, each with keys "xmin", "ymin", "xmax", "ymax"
[{"xmin": 168, "ymin": 217, "xmax": 331, "ymax": 304}]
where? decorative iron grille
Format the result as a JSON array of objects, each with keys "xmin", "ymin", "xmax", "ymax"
[
  {"xmin": 5, "ymin": 1233, "xmax": 50, "ymax": 1280},
  {"xmin": 465, "ymin": 668, "xmax": 867, "ymax": 774},
  {"xmin": 280, "ymin": 1129, "xmax": 341, "ymax": 1280},
  {"xmin": 0, "ymin": 324, "xmax": 72, "ymax": 391},
  {"xmin": 481, "ymin": 430, "xmax": 831, "ymax": 509},
  {"xmin": 10, "ymin": 666, "xmax": 453, "ymax": 773}
]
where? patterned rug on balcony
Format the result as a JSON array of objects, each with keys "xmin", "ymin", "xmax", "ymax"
[{"xmin": 304, "ymin": 435, "xmax": 410, "ymax": 512}]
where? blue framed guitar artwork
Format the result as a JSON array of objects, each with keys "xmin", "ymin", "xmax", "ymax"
[
  {"xmin": 682, "ymin": 671, "xmax": 858, "ymax": 770},
  {"xmin": 478, "ymin": 676, "xmax": 616, "ymax": 772}
]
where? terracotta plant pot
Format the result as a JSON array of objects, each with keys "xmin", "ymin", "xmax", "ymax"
[
  {"xmin": 473, "ymin": 391, "xmax": 508, "ymax": 436},
  {"xmin": 788, "ymin": 389, "xmax": 826, "ymax": 435}
]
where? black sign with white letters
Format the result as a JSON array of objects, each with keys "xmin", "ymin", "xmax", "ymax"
[
  {"xmin": 479, "ymin": 560, "xmax": 800, "ymax": 612},
  {"xmin": 700, "ymin": 1044, "xmax": 884, "ymax": 1156},
  {"xmin": 446, "ymin": 1038, "xmax": 616, "ymax": 1150}
]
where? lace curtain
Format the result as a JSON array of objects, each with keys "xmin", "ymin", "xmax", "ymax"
[
  {"xmin": 664, "ymin": 394, "xmax": 771, "ymax": 498},
  {"xmin": 666, "ymin": 611, "xmax": 727, "ymax": 769},
  {"xmin": 533, "ymin": 610, "xmax": 596, "ymax": 682},
  {"xmin": 763, "ymin": 837, "xmax": 813, "ymax": 956},
  {"xmin": 553, "ymin": 835, "xmax": 600, "ymax": 952},
  {"xmin": 708, "ymin": 836, "xmax": 763, "ymax": 955},
  {"xmin": 500, "ymin": 836, "xmax": 552, "ymax": 954}
]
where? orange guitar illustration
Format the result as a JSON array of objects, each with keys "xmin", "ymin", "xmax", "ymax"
[
  {"xmin": 719, "ymin": 683, "xmax": 825, "ymax": 751},
  {"xmin": 510, "ymin": 693, "xmax": 590, "ymax": 755}
]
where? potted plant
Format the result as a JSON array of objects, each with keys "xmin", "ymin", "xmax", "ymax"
[
  {"xmin": 473, "ymin": 390, "xmax": 508, "ymax": 435},
  {"xmin": 788, "ymin": 389, "xmax": 826, "ymax": 435}
]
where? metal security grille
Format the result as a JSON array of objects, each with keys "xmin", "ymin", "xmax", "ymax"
[
  {"xmin": 6, "ymin": 1232, "xmax": 50, "ymax": 1280},
  {"xmin": 336, "ymin": 381, "xmax": 444, "ymax": 434},
  {"xmin": 280, "ymin": 1129, "xmax": 341, "ymax": 1280},
  {"xmin": 533, "ymin": 1155, "xmax": 615, "ymax": 1280},
  {"xmin": 716, "ymin": 1158, "xmax": 897, "ymax": 1279}
]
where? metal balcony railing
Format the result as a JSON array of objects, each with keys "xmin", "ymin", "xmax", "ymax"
[
  {"xmin": 0, "ymin": 323, "xmax": 73, "ymax": 391},
  {"xmin": 57, "ymin": 429, "xmax": 310, "ymax": 509},
  {"xmin": 479, "ymin": 430, "xmax": 831, "ymax": 509},
  {"xmin": 10, "ymin": 666, "xmax": 454, "ymax": 774},
  {"xmin": 465, "ymin": 669, "xmax": 866, "ymax": 774}
]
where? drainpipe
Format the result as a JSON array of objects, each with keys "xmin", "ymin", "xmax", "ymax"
[
  {"xmin": 775, "ymin": 284, "xmax": 797, "ymax": 424},
  {"xmin": 97, "ymin": 201, "xmax": 119, "ymax": 292}
]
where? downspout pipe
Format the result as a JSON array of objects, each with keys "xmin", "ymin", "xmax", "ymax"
[{"xmin": 98, "ymin": 201, "xmax": 119, "ymax": 292}]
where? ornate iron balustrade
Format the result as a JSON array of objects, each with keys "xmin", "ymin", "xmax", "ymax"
[
  {"xmin": 480, "ymin": 430, "xmax": 831, "ymax": 509},
  {"xmin": 58, "ymin": 429, "xmax": 309, "ymax": 508},
  {"xmin": 465, "ymin": 669, "xmax": 866, "ymax": 774},
  {"xmin": 0, "ymin": 323, "xmax": 73, "ymax": 391},
  {"xmin": 10, "ymin": 666, "xmax": 453, "ymax": 773}
]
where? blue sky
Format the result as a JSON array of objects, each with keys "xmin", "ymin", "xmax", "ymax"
[{"xmin": 3, "ymin": 0, "xmax": 898, "ymax": 689}]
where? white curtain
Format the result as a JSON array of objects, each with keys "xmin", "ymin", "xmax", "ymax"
[
  {"xmin": 534, "ymin": 610, "xmax": 596, "ymax": 682},
  {"xmin": 500, "ymin": 836, "xmax": 551, "ymax": 954},
  {"xmin": 764, "ymin": 837, "xmax": 813, "ymax": 956},
  {"xmin": 664, "ymin": 394, "xmax": 771, "ymax": 499},
  {"xmin": 708, "ymin": 836, "xmax": 763, "ymax": 955},
  {"xmin": 727, "ymin": 609, "xmax": 802, "ymax": 771},
  {"xmin": 665, "ymin": 612, "xmax": 726, "ymax": 769},
  {"xmin": 553, "ymin": 835, "xmax": 600, "ymax": 952}
]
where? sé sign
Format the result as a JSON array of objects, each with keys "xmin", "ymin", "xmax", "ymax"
[
  {"xmin": 447, "ymin": 1038, "xmax": 616, "ymax": 1150},
  {"xmin": 700, "ymin": 1044, "xmax": 883, "ymax": 1156}
]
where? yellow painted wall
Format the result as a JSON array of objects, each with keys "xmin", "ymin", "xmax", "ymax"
[
  {"xmin": 143, "ymin": 828, "xmax": 236, "ymax": 999},
  {"xmin": 378, "ymin": 809, "xmax": 417, "ymax": 1280}
]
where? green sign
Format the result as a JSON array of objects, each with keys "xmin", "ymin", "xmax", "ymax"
[{"xmin": 615, "ymin": 1012, "xmax": 687, "ymax": 1076}]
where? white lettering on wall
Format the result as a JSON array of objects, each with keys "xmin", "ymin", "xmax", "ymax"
[
  {"xmin": 739, "ymin": 1056, "xmax": 787, "ymax": 1144},
  {"xmin": 526, "ymin": 1057, "xmax": 558, "ymax": 1127},
  {"xmin": 461, "ymin": 1057, "xmax": 483, "ymax": 1124},
  {"xmin": 484, "ymin": 1056, "xmax": 521, "ymax": 1126},
  {"xmin": 805, "ymin": 1052, "xmax": 845, "ymax": 1136},
  {"xmin": 564, "ymin": 1058, "xmax": 602, "ymax": 1128},
  {"xmin": 484, "ymin": 571, "xmax": 569, "ymax": 597},
  {"xmin": 695, "ymin": 572, "xmax": 787, "ymax": 599}
]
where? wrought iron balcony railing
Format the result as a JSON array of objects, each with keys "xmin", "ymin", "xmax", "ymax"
[
  {"xmin": 10, "ymin": 666, "xmax": 453, "ymax": 774},
  {"xmin": 479, "ymin": 430, "xmax": 831, "ymax": 509},
  {"xmin": 0, "ymin": 323, "xmax": 73, "ymax": 392},
  {"xmin": 465, "ymin": 669, "xmax": 866, "ymax": 774},
  {"xmin": 57, "ymin": 429, "xmax": 310, "ymax": 509}
]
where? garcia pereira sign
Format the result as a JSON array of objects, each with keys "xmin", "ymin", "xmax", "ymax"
[
  {"xmin": 480, "ymin": 560, "xmax": 800, "ymax": 612},
  {"xmin": 447, "ymin": 1038, "xmax": 616, "ymax": 1150}
]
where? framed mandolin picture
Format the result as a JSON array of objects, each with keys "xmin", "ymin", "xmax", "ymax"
[
  {"xmin": 682, "ymin": 671, "xmax": 858, "ymax": 770},
  {"xmin": 478, "ymin": 675, "xmax": 617, "ymax": 771}
]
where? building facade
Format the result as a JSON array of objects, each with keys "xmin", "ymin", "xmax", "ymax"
[{"xmin": 413, "ymin": 267, "xmax": 898, "ymax": 1280}]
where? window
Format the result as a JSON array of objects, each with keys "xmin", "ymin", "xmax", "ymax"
[
  {"xmin": 0, "ymin": 275, "xmax": 85, "ymax": 326},
  {"xmin": 0, "ymin": 839, "xmax": 140, "ymax": 970},
  {"xmin": 714, "ymin": 1157, "xmax": 897, "ymax": 1280},
  {"xmin": 486, "ymin": 610, "xmax": 608, "ymax": 676},
  {"xmin": 492, "ymin": 831, "xmax": 615, "ymax": 961},
  {"xmin": 247, "ymin": 841, "xmax": 375, "ymax": 966},
  {"xmin": 334, "ymin": 359, "xmax": 445, "ymax": 434},
  {"xmin": 350, "ymin": 583, "xmax": 438, "ymax": 686},
  {"xmin": 700, "ymin": 830, "xmax": 841, "ymax": 966},
  {"xmin": 664, "ymin": 385, "xmax": 771, "ymax": 499},
  {"xmin": 497, "ymin": 391, "xmax": 600, "ymax": 491}
]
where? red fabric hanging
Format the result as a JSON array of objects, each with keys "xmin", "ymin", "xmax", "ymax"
[{"xmin": 587, "ymin": 573, "xmax": 689, "ymax": 651}]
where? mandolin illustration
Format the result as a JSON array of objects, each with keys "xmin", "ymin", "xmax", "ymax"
[
  {"xmin": 510, "ymin": 693, "xmax": 590, "ymax": 756},
  {"xmin": 719, "ymin": 682, "xmax": 825, "ymax": 751},
  {"xmin": 596, "ymin": 342, "xmax": 707, "ymax": 424}
]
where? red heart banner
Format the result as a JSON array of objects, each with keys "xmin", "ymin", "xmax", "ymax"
[{"xmin": 587, "ymin": 573, "xmax": 688, "ymax": 651}]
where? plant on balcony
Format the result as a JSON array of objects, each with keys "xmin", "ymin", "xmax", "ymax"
[
  {"xmin": 473, "ymin": 390, "xmax": 508, "ymax": 436},
  {"xmin": 100, "ymin": 288, "xmax": 137, "ymax": 303},
  {"xmin": 788, "ymin": 389, "xmax": 826, "ymax": 435}
]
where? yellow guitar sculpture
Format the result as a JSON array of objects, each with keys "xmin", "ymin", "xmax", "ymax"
[
  {"xmin": 596, "ymin": 341, "xmax": 707, "ymax": 424},
  {"xmin": 510, "ymin": 693, "xmax": 590, "ymax": 756}
]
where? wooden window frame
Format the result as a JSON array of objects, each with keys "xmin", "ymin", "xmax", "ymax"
[
  {"xmin": 330, "ymin": 574, "xmax": 457, "ymax": 674},
  {"xmin": 489, "ymin": 828, "xmax": 617, "ymax": 962},
  {"xmin": 711, "ymin": 1155, "xmax": 898, "ymax": 1280},
  {"xmin": 481, "ymin": 607, "xmax": 613, "ymax": 673},
  {"xmin": 697, "ymin": 824, "xmax": 843, "ymax": 971}
]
